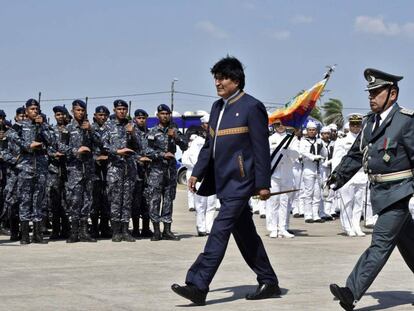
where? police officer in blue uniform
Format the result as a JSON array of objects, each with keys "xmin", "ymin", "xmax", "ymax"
[
  {"xmin": 328, "ymin": 68, "xmax": 414, "ymax": 310},
  {"xmin": 172, "ymin": 56, "xmax": 280, "ymax": 305},
  {"xmin": 90, "ymin": 105, "xmax": 112, "ymax": 239}
]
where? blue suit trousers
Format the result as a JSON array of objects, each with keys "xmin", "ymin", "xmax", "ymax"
[{"xmin": 185, "ymin": 197, "xmax": 278, "ymax": 291}]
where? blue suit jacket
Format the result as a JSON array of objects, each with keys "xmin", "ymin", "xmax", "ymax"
[{"xmin": 192, "ymin": 92, "xmax": 271, "ymax": 199}]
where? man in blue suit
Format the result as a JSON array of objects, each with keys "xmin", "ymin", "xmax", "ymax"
[{"xmin": 171, "ymin": 56, "xmax": 280, "ymax": 305}]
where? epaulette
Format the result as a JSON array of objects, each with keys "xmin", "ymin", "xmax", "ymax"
[{"xmin": 400, "ymin": 107, "xmax": 414, "ymax": 116}]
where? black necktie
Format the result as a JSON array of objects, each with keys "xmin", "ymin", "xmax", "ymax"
[
  {"xmin": 373, "ymin": 114, "xmax": 381, "ymax": 132},
  {"xmin": 308, "ymin": 139, "xmax": 316, "ymax": 154}
]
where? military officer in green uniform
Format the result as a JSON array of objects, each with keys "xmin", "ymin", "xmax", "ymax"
[{"xmin": 328, "ymin": 68, "xmax": 414, "ymax": 310}]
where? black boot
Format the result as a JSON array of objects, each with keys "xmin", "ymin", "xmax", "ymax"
[
  {"xmin": 141, "ymin": 217, "xmax": 153, "ymax": 238},
  {"xmin": 151, "ymin": 222, "xmax": 162, "ymax": 241},
  {"xmin": 60, "ymin": 214, "xmax": 71, "ymax": 239},
  {"xmin": 111, "ymin": 221, "xmax": 122, "ymax": 242},
  {"xmin": 41, "ymin": 218, "xmax": 50, "ymax": 236},
  {"xmin": 32, "ymin": 221, "xmax": 48, "ymax": 244},
  {"xmin": 99, "ymin": 216, "xmax": 112, "ymax": 239},
  {"xmin": 90, "ymin": 216, "xmax": 100, "ymax": 239},
  {"xmin": 20, "ymin": 221, "xmax": 30, "ymax": 245},
  {"xmin": 121, "ymin": 222, "xmax": 136, "ymax": 242},
  {"xmin": 163, "ymin": 223, "xmax": 180, "ymax": 241},
  {"xmin": 79, "ymin": 220, "xmax": 97, "ymax": 242},
  {"xmin": 10, "ymin": 216, "xmax": 20, "ymax": 241},
  {"xmin": 49, "ymin": 213, "xmax": 61, "ymax": 240},
  {"xmin": 131, "ymin": 217, "xmax": 141, "ymax": 238},
  {"xmin": 66, "ymin": 220, "xmax": 80, "ymax": 243}
]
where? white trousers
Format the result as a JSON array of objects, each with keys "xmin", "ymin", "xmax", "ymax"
[
  {"xmin": 195, "ymin": 195, "xmax": 216, "ymax": 233},
  {"xmin": 291, "ymin": 164, "xmax": 304, "ymax": 215},
  {"xmin": 338, "ymin": 183, "xmax": 365, "ymax": 233},
  {"xmin": 266, "ymin": 177, "xmax": 292, "ymax": 232},
  {"xmin": 302, "ymin": 169, "xmax": 322, "ymax": 220}
]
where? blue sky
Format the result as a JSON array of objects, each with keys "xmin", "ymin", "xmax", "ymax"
[{"xmin": 1, "ymin": 0, "xmax": 413, "ymax": 121}]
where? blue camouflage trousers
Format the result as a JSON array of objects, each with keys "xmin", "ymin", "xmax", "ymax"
[
  {"xmin": 145, "ymin": 165, "xmax": 177, "ymax": 223},
  {"xmin": 66, "ymin": 178, "xmax": 93, "ymax": 221},
  {"xmin": 107, "ymin": 176, "xmax": 135, "ymax": 223},
  {"xmin": 18, "ymin": 174, "xmax": 47, "ymax": 222}
]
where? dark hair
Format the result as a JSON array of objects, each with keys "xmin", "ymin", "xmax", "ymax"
[{"xmin": 210, "ymin": 56, "xmax": 245, "ymax": 90}]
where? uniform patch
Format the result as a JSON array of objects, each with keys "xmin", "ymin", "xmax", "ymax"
[{"xmin": 400, "ymin": 107, "xmax": 414, "ymax": 116}]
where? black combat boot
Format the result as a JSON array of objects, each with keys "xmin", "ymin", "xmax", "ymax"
[
  {"xmin": 99, "ymin": 216, "xmax": 112, "ymax": 239},
  {"xmin": 111, "ymin": 221, "xmax": 122, "ymax": 242},
  {"xmin": 79, "ymin": 220, "xmax": 97, "ymax": 242},
  {"xmin": 151, "ymin": 222, "xmax": 162, "ymax": 241},
  {"xmin": 32, "ymin": 221, "xmax": 48, "ymax": 244},
  {"xmin": 66, "ymin": 220, "xmax": 80, "ymax": 243},
  {"xmin": 9, "ymin": 216, "xmax": 20, "ymax": 241},
  {"xmin": 60, "ymin": 214, "xmax": 71, "ymax": 239},
  {"xmin": 90, "ymin": 216, "xmax": 100, "ymax": 239},
  {"xmin": 162, "ymin": 223, "xmax": 180, "ymax": 241},
  {"xmin": 121, "ymin": 222, "xmax": 136, "ymax": 242},
  {"xmin": 20, "ymin": 221, "xmax": 30, "ymax": 245},
  {"xmin": 49, "ymin": 213, "xmax": 61, "ymax": 240},
  {"xmin": 141, "ymin": 217, "xmax": 153, "ymax": 238},
  {"xmin": 41, "ymin": 218, "xmax": 51, "ymax": 236},
  {"xmin": 131, "ymin": 217, "xmax": 141, "ymax": 238}
]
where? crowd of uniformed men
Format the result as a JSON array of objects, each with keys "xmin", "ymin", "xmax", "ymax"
[
  {"xmin": 1, "ymin": 97, "xmax": 413, "ymax": 245},
  {"xmin": 0, "ymin": 99, "xmax": 188, "ymax": 244}
]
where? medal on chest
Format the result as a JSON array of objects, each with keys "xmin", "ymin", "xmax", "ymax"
[{"xmin": 383, "ymin": 138, "xmax": 391, "ymax": 162}]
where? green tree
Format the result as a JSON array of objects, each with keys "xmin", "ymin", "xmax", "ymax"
[
  {"xmin": 321, "ymin": 98, "xmax": 344, "ymax": 128},
  {"xmin": 310, "ymin": 107, "xmax": 323, "ymax": 122}
]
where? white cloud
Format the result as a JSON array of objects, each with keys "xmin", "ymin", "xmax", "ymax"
[
  {"xmin": 291, "ymin": 14, "xmax": 313, "ymax": 24},
  {"xmin": 195, "ymin": 21, "xmax": 229, "ymax": 39},
  {"xmin": 355, "ymin": 16, "xmax": 414, "ymax": 37},
  {"xmin": 268, "ymin": 30, "xmax": 291, "ymax": 40}
]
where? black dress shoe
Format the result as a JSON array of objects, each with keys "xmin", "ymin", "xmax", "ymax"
[
  {"xmin": 171, "ymin": 283, "xmax": 207, "ymax": 306},
  {"xmin": 293, "ymin": 213, "xmax": 300, "ymax": 218},
  {"xmin": 329, "ymin": 284, "xmax": 355, "ymax": 311},
  {"xmin": 197, "ymin": 231, "xmax": 207, "ymax": 237},
  {"xmin": 305, "ymin": 219, "xmax": 314, "ymax": 223},
  {"xmin": 314, "ymin": 218, "xmax": 325, "ymax": 223},
  {"xmin": 245, "ymin": 283, "xmax": 281, "ymax": 300}
]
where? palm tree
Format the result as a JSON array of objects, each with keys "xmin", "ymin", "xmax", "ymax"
[
  {"xmin": 322, "ymin": 98, "xmax": 344, "ymax": 128},
  {"xmin": 310, "ymin": 107, "xmax": 323, "ymax": 122}
]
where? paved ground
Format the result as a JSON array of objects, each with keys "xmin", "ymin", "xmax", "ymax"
[{"xmin": 0, "ymin": 186, "xmax": 413, "ymax": 311}]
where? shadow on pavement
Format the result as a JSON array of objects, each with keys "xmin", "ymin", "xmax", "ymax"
[{"xmin": 356, "ymin": 291, "xmax": 414, "ymax": 310}]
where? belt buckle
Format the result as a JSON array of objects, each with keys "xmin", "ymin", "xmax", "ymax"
[{"xmin": 369, "ymin": 174, "xmax": 379, "ymax": 183}]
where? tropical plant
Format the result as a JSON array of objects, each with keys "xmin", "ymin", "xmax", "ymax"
[{"xmin": 321, "ymin": 98, "xmax": 344, "ymax": 128}]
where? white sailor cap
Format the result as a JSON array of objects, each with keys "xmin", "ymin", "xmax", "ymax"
[
  {"xmin": 328, "ymin": 123, "xmax": 337, "ymax": 131},
  {"xmin": 343, "ymin": 122, "xmax": 350, "ymax": 130},
  {"xmin": 306, "ymin": 121, "xmax": 317, "ymax": 129},
  {"xmin": 200, "ymin": 114, "xmax": 210, "ymax": 123},
  {"xmin": 320, "ymin": 126, "xmax": 331, "ymax": 133}
]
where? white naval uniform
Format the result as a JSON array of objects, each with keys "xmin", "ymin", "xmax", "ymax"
[
  {"xmin": 265, "ymin": 132, "xmax": 299, "ymax": 237},
  {"xmin": 291, "ymin": 138, "xmax": 304, "ymax": 216},
  {"xmin": 181, "ymin": 135, "xmax": 216, "ymax": 234},
  {"xmin": 321, "ymin": 140, "xmax": 336, "ymax": 216},
  {"xmin": 300, "ymin": 137, "xmax": 326, "ymax": 221},
  {"xmin": 332, "ymin": 132, "xmax": 367, "ymax": 236}
]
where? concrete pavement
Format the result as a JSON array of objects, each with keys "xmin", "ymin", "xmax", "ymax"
[{"xmin": 0, "ymin": 186, "xmax": 413, "ymax": 310}]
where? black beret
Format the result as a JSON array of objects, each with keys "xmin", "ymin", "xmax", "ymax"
[
  {"xmin": 16, "ymin": 107, "xmax": 25, "ymax": 115},
  {"xmin": 72, "ymin": 99, "xmax": 87, "ymax": 109},
  {"xmin": 113, "ymin": 99, "xmax": 128, "ymax": 108},
  {"xmin": 53, "ymin": 106, "xmax": 66, "ymax": 114},
  {"xmin": 157, "ymin": 104, "xmax": 171, "ymax": 113},
  {"xmin": 95, "ymin": 105, "xmax": 110, "ymax": 115},
  {"xmin": 364, "ymin": 68, "xmax": 403, "ymax": 91},
  {"xmin": 0, "ymin": 110, "xmax": 6, "ymax": 117},
  {"xmin": 25, "ymin": 98, "xmax": 40, "ymax": 108},
  {"xmin": 134, "ymin": 109, "xmax": 148, "ymax": 117}
]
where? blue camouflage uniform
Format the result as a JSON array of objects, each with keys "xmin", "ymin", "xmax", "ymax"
[
  {"xmin": 12, "ymin": 119, "xmax": 53, "ymax": 222},
  {"xmin": 143, "ymin": 121, "xmax": 188, "ymax": 224},
  {"xmin": 60, "ymin": 119, "xmax": 97, "ymax": 222},
  {"xmin": 103, "ymin": 118, "xmax": 140, "ymax": 224}
]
